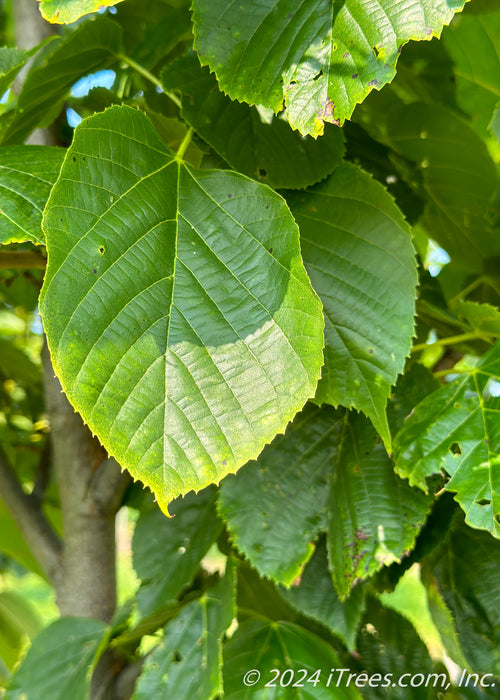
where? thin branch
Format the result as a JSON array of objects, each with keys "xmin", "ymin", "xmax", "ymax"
[
  {"xmin": 0, "ymin": 251, "xmax": 47, "ymax": 268},
  {"xmin": 0, "ymin": 448, "xmax": 62, "ymax": 584}
]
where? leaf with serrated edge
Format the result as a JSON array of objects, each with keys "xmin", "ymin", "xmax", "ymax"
[
  {"xmin": 39, "ymin": 105, "xmax": 324, "ymax": 515},
  {"xmin": 218, "ymin": 403, "xmax": 341, "ymax": 585},
  {"xmin": 0, "ymin": 146, "xmax": 64, "ymax": 245},
  {"xmin": 133, "ymin": 564, "xmax": 234, "ymax": 700},
  {"xmin": 280, "ymin": 538, "xmax": 365, "ymax": 650},
  {"xmin": 287, "ymin": 163, "xmax": 417, "ymax": 449},
  {"xmin": 328, "ymin": 413, "xmax": 431, "ymax": 599},
  {"xmin": 37, "ymin": 0, "xmax": 123, "ymax": 24},
  {"xmin": 394, "ymin": 341, "xmax": 500, "ymax": 538},
  {"xmin": 161, "ymin": 51, "xmax": 345, "ymax": 190},
  {"xmin": 192, "ymin": 0, "xmax": 467, "ymax": 137}
]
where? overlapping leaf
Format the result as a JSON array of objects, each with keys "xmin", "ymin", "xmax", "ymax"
[
  {"xmin": 394, "ymin": 341, "xmax": 500, "ymax": 538},
  {"xmin": 5, "ymin": 618, "xmax": 108, "ymax": 700},
  {"xmin": 0, "ymin": 18, "xmax": 122, "ymax": 145},
  {"xmin": 0, "ymin": 39, "xmax": 56, "ymax": 98},
  {"xmin": 133, "ymin": 487, "xmax": 222, "ymax": 616},
  {"xmin": 287, "ymin": 163, "xmax": 417, "ymax": 447},
  {"xmin": 133, "ymin": 566, "xmax": 234, "ymax": 700},
  {"xmin": 356, "ymin": 597, "xmax": 437, "ymax": 699},
  {"xmin": 218, "ymin": 404, "xmax": 341, "ymax": 585},
  {"xmin": 0, "ymin": 146, "xmax": 64, "ymax": 245},
  {"xmin": 444, "ymin": 7, "xmax": 500, "ymax": 135},
  {"xmin": 223, "ymin": 619, "xmax": 362, "ymax": 699},
  {"xmin": 423, "ymin": 512, "xmax": 500, "ymax": 675},
  {"xmin": 40, "ymin": 105, "xmax": 324, "ymax": 514},
  {"xmin": 161, "ymin": 52, "xmax": 345, "ymax": 189},
  {"xmin": 280, "ymin": 539, "xmax": 365, "ymax": 650},
  {"xmin": 192, "ymin": 0, "xmax": 467, "ymax": 137},
  {"xmin": 328, "ymin": 413, "xmax": 431, "ymax": 599},
  {"xmin": 37, "ymin": 0, "xmax": 123, "ymax": 24},
  {"xmin": 386, "ymin": 103, "xmax": 500, "ymax": 271}
]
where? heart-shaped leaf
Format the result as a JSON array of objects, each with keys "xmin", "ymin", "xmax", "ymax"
[
  {"xmin": 192, "ymin": 0, "xmax": 467, "ymax": 137},
  {"xmin": 40, "ymin": 106, "xmax": 324, "ymax": 513}
]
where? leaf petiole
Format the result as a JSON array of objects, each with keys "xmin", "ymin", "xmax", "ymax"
[
  {"xmin": 175, "ymin": 127, "xmax": 193, "ymax": 161},
  {"xmin": 411, "ymin": 332, "xmax": 495, "ymax": 353},
  {"xmin": 117, "ymin": 54, "xmax": 182, "ymax": 109}
]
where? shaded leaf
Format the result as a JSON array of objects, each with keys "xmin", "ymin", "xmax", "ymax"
[
  {"xmin": 236, "ymin": 562, "xmax": 297, "ymax": 624},
  {"xmin": 0, "ymin": 17, "xmax": 122, "ymax": 145},
  {"xmin": 0, "ymin": 498, "xmax": 44, "ymax": 577},
  {"xmin": 0, "ymin": 591, "xmax": 41, "ymax": 671},
  {"xmin": 423, "ymin": 511, "xmax": 500, "ymax": 675},
  {"xmin": 328, "ymin": 413, "xmax": 431, "ymax": 600},
  {"xmin": 218, "ymin": 404, "xmax": 341, "ymax": 585},
  {"xmin": 386, "ymin": 103, "xmax": 500, "ymax": 271},
  {"xmin": 355, "ymin": 596, "xmax": 439, "ymax": 699},
  {"xmin": 161, "ymin": 52, "xmax": 345, "ymax": 189},
  {"xmin": 490, "ymin": 103, "xmax": 500, "ymax": 144},
  {"xmin": 223, "ymin": 619, "xmax": 361, "ymax": 699},
  {"xmin": 0, "ymin": 38, "xmax": 56, "ymax": 98},
  {"xmin": 455, "ymin": 301, "xmax": 500, "ymax": 336},
  {"xmin": 132, "ymin": 486, "xmax": 222, "ymax": 617},
  {"xmin": 393, "ymin": 341, "xmax": 500, "ymax": 538},
  {"xmin": 133, "ymin": 564, "xmax": 234, "ymax": 700},
  {"xmin": 192, "ymin": 0, "xmax": 467, "ymax": 137},
  {"xmin": 39, "ymin": 105, "xmax": 324, "ymax": 514},
  {"xmin": 444, "ymin": 8, "xmax": 500, "ymax": 136},
  {"xmin": 0, "ymin": 146, "xmax": 64, "ymax": 245},
  {"xmin": 38, "ymin": 0, "xmax": 124, "ymax": 24},
  {"xmin": 5, "ymin": 617, "xmax": 108, "ymax": 700},
  {"xmin": 287, "ymin": 163, "xmax": 417, "ymax": 448},
  {"xmin": 280, "ymin": 538, "xmax": 365, "ymax": 650}
]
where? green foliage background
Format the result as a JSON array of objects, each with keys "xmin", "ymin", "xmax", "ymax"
[{"xmin": 1, "ymin": 0, "xmax": 500, "ymax": 697}]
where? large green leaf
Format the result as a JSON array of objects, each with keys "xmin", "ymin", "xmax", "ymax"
[
  {"xmin": 161, "ymin": 52, "xmax": 345, "ymax": 189},
  {"xmin": 133, "ymin": 486, "xmax": 222, "ymax": 617},
  {"xmin": 393, "ymin": 341, "xmax": 500, "ymax": 538},
  {"xmin": 192, "ymin": 0, "xmax": 467, "ymax": 137},
  {"xmin": 5, "ymin": 617, "xmax": 108, "ymax": 700},
  {"xmin": 287, "ymin": 163, "xmax": 417, "ymax": 448},
  {"xmin": 0, "ymin": 18, "xmax": 122, "ymax": 145},
  {"xmin": 280, "ymin": 538, "xmax": 365, "ymax": 650},
  {"xmin": 218, "ymin": 404, "xmax": 341, "ymax": 585},
  {"xmin": 423, "ymin": 512, "xmax": 500, "ymax": 675},
  {"xmin": 39, "ymin": 105, "xmax": 324, "ymax": 514},
  {"xmin": 223, "ymin": 619, "xmax": 361, "ymax": 699},
  {"xmin": 328, "ymin": 413, "xmax": 431, "ymax": 600},
  {"xmin": 0, "ymin": 39, "xmax": 56, "ymax": 98},
  {"xmin": 386, "ymin": 103, "xmax": 500, "ymax": 272},
  {"xmin": 0, "ymin": 146, "xmax": 64, "ymax": 245},
  {"xmin": 444, "ymin": 7, "xmax": 500, "ymax": 135},
  {"xmin": 37, "ymin": 0, "xmax": 124, "ymax": 24},
  {"xmin": 133, "ymin": 565, "xmax": 234, "ymax": 700}
]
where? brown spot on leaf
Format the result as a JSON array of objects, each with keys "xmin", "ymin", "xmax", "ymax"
[
  {"xmin": 317, "ymin": 100, "xmax": 335, "ymax": 119},
  {"xmin": 355, "ymin": 528, "xmax": 369, "ymax": 541}
]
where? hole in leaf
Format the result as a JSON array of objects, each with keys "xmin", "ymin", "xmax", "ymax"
[
  {"xmin": 372, "ymin": 46, "xmax": 380, "ymax": 58},
  {"xmin": 258, "ymin": 168, "xmax": 267, "ymax": 178},
  {"xmin": 449, "ymin": 442, "xmax": 462, "ymax": 456},
  {"xmin": 313, "ymin": 70, "xmax": 324, "ymax": 82},
  {"xmin": 98, "ymin": 246, "xmax": 105, "ymax": 255},
  {"xmin": 173, "ymin": 651, "xmax": 183, "ymax": 663},
  {"xmin": 477, "ymin": 499, "xmax": 491, "ymax": 506}
]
